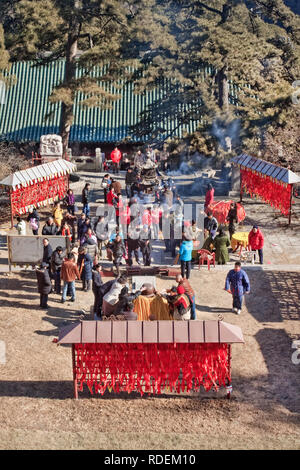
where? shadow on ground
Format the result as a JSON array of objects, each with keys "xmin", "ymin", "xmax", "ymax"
[{"xmin": 245, "ymin": 270, "xmax": 300, "ymax": 322}]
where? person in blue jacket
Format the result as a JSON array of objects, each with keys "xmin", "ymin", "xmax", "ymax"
[
  {"xmin": 77, "ymin": 246, "xmax": 93, "ymax": 291},
  {"xmin": 225, "ymin": 261, "xmax": 250, "ymax": 315},
  {"xmin": 179, "ymin": 234, "xmax": 194, "ymax": 280}
]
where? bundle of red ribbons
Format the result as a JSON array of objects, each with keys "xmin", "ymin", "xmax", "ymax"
[
  {"xmin": 206, "ymin": 201, "xmax": 246, "ymax": 224},
  {"xmin": 241, "ymin": 168, "xmax": 292, "ymax": 216},
  {"xmin": 10, "ymin": 175, "xmax": 69, "ymax": 215},
  {"xmin": 74, "ymin": 343, "xmax": 231, "ymax": 396}
]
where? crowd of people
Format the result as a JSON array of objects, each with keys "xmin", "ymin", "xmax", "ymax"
[{"xmin": 12, "ymin": 147, "xmax": 261, "ymax": 318}]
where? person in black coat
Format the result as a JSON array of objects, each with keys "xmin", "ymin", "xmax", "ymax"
[
  {"xmin": 204, "ymin": 212, "xmax": 218, "ymax": 240},
  {"xmin": 77, "ymin": 213, "xmax": 86, "ymax": 241},
  {"xmin": 226, "ymin": 202, "xmax": 238, "ymax": 240},
  {"xmin": 139, "ymin": 226, "xmax": 152, "ymax": 266},
  {"xmin": 77, "ymin": 246, "xmax": 93, "ymax": 291},
  {"xmin": 112, "ymin": 235, "xmax": 126, "ymax": 276},
  {"xmin": 92, "ymin": 263, "xmax": 103, "ymax": 319},
  {"xmin": 126, "ymin": 229, "xmax": 141, "ymax": 266},
  {"xmin": 125, "ymin": 167, "xmax": 137, "ymax": 198},
  {"xmin": 42, "ymin": 217, "xmax": 58, "ymax": 236},
  {"xmin": 50, "ymin": 246, "xmax": 64, "ymax": 294},
  {"xmin": 42, "ymin": 238, "xmax": 53, "ymax": 279},
  {"xmin": 36, "ymin": 262, "xmax": 52, "ymax": 308},
  {"xmin": 82, "ymin": 183, "xmax": 91, "ymax": 217}
]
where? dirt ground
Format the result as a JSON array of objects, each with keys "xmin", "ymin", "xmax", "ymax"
[{"xmin": 0, "ymin": 267, "xmax": 299, "ymax": 450}]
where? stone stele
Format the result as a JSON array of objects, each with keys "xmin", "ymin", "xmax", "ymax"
[{"xmin": 40, "ymin": 134, "xmax": 63, "ymax": 157}]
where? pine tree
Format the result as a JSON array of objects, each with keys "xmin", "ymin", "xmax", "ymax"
[
  {"xmin": 3, "ymin": 0, "xmax": 140, "ymax": 153},
  {"xmin": 128, "ymin": 0, "xmax": 300, "ymax": 158},
  {"xmin": 0, "ymin": 24, "xmax": 10, "ymax": 80}
]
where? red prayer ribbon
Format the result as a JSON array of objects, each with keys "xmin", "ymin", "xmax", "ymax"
[
  {"xmin": 206, "ymin": 201, "xmax": 246, "ymax": 224},
  {"xmin": 74, "ymin": 343, "xmax": 231, "ymax": 396},
  {"xmin": 240, "ymin": 168, "xmax": 292, "ymax": 216},
  {"xmin": 9, "ymin": 174, "xmax": 69, "ymax": 216}
]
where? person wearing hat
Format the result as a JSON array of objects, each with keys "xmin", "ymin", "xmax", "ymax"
[
  {"xmin": 167, "ymin": 285, "xmax": 191, "ymax": 320},
  {"xmin": 248, "ymin": 225, "xmax": 264, "ymax": 264},
  {"xmin": 175, "ymin": 274, "xmax": 196, "ymax": 320},
  {"xmin": 179, "ymin": 234, "xmax": 194, "ymax": 280},
  {"xmin": 36, "ymin": 262, "xmax": 52, "ymax": 309}
]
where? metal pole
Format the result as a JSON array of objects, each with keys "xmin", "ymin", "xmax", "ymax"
[{"xmin": 288, "ymin": 184, "xmax": 293, "ymax": 225}]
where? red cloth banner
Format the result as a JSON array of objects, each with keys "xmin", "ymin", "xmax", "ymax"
[
  {"xmin": 74, "ymin": 343, "xmax": 231, "ymax": 396},
  {"xmin": 240, "ymin": 168, "xmax": 292, "ymax": 216},
  {"xmin": 9, "ymin": 175, "xmax": 69, "ymax": 216}
]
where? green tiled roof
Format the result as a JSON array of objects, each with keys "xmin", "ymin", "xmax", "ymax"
[{"xmin": 0, "ymin": 60, "xmax": 240, "ymax": 143}]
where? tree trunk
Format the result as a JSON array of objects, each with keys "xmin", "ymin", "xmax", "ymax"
[
  {"xmin": 60, "ymin": 102, "xmax": 74, "ymax": 157},
  {"xmin": 60, "ymin": 4, "xmax": 80, "ymax": 156},
  {"xmin": 217, "ymin": 66, "xmax": 229, "ymax": 112}
]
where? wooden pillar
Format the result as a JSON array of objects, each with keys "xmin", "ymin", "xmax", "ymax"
[
  {"xmin": 7, "ymin": 235, "xmax": 12, "ymax": 274},
  {"xmin": 226, "ymin": 344, "xmax": 232, "ymax": 399},
  {"xmin": 239, "ymin": 169, "xmax": 243, "ymax": 203},
  {"xmin": 288, "ymin": 184, "xmax": 293, "ymax": 225},
  {"xmin": 72, "ymin": 344, "xmax": 78, "ymax": 399},
  {"xmin": 9, "ymin": 188, "xmax": 14, "ymax": 229}
]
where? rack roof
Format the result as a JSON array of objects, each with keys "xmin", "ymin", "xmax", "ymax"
[
  {"xmin": 231, "ymin": 154, "xmax": 300, "ymax": 184},
  {"xmin": 0, "ymin": 159, "xmax": 76, "ymax": 189},
  {"xmin": 57, "ymin": 320, "xmax": 244, "ymax": 344}
]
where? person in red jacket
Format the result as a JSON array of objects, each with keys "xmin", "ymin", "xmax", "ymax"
[
  {"xmin": 248, "ymin": 225, "xmax": 264, "ymax": 264},
  {"xmin": 106, "ymin": 186, "xmax": 118, "ymax": 207},
  {"xmin": 110, "ymin": 146, "xmax": 122, "ymax": 174},
  {"xmin": 205, "ymin": 183, "xmax": 214, "ymax": 210}
]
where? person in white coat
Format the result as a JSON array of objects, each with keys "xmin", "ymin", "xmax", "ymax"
[{"xmin": 15, "ymin": 216, "xmax": 26, "ymax": 235}]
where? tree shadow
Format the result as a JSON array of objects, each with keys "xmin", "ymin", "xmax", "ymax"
[
  {"xmin": 244, "ymin": 269, "xmax": 300, "ymax": 323},
  {"xmin": 0, "ymin": 276, "xmax": 37, "ymax": 293},
  {"xmin": 234, "ymin": 328, "xmax": 300, "ymax": 414}
]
